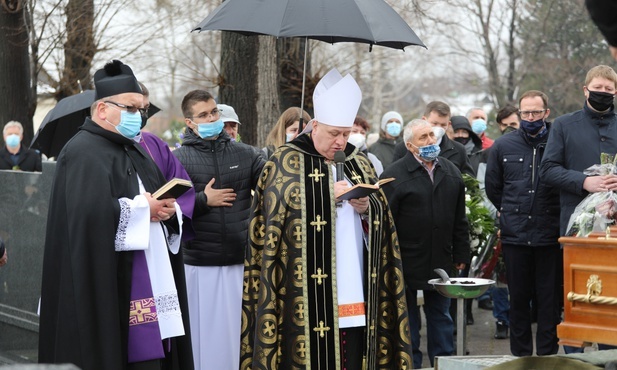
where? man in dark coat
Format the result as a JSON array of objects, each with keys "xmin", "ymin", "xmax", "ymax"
[
  {"xmin": 393, "ymin": 101, "xmax": 475, "ymax": 176},
  {"xmin": 486, "ymin": 90, "xmax": 561, "ymax": 356},
  {"xmin": 39, "ymin": 60, "xmax": 193, "ymax": 370},
  {"xmin": 381, "ymin": 119, "xmax": 470, "ymax": 369},
  {"xmin": 1, "ymin": 121, "xmax": 42, "ymax": 171}
]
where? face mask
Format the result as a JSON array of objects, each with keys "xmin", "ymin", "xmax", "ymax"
[
  {"xmin": 140, "ymin": 115, "xmax": 148, "ymax": 129},
  {"xmin": 413, "ymin": 143, "xmax": 441, "ymax": 162},
  {"xmin": 588, "ymin": 90, "xmax": 615, "ymax": 112},
  {"xmin": 520, "ymin": 118, "xmax": 545, "ymax": 136},
  {"xmin": 386, "ymin": 122, "xmax": 402, "ymax": 137},
  {"xmin": 285, "ymin": 133, "xmax": 295, "ymax": 143},
  {"xmin": 454, "ymin": 136, "xmax": 470, "ymax": 145},
  {"xmin": 502, "ymin": 126, "xmax": 517, "ymax": 135},
  {"xmin": 347, "ymin": 133, "xmax": 366, "ymax": 148},
  {"xmin": 107, "ymin": 111, "xmax": 142, "ymax": 139},
  {"xmin": 471, "ymin": 119, "xmax": 487, "ymax": 135},
  {"xmin": 196, "ymin": 118, "xmax": 224, "ymax": 139},
  {"xmin": 5, "ymin": 134, "xmax": 20, "ymax": 148}
]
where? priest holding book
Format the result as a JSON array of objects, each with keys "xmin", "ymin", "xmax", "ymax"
[
  {"xmin": 240, "ymin": 68, "xmax": 412, "ymax": 370},
  {"xmin": 38, "ymin": 60, "xmax": 193, "ymax": 370}
]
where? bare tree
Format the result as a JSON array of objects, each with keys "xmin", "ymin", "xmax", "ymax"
[{"xmin": 0, "ymin": 0, "xmax": 35, "ymax": 144}]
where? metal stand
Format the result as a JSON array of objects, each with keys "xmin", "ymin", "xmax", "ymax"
[{"xmin": 456, "ymin": 297, "xmax": 466, "ymax": 356}]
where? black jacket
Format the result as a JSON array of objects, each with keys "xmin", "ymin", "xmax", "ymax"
[
  {"xmin": 173, "ymin": 129, "xmax": 265, "ymax": 266},
  {"xmin": 0, "ymin": 146, "xmax": 42, "ymax": 171},
  {"xmin": 392, "ymin": 135, "xmax": 475, "ymax": 176},
  {"xmin": 540, "ymin": 103, "xmax": 617, "ymax": 234},
  {"xmin": 381, "ymin": 153, "xmax": 470, "ymax": 290},
  {"xmin": 486, "ymin": 126, "xmax": 560, "ymax": 246}
]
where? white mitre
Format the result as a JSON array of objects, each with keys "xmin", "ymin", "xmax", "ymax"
[{"xmin": 301, "ymin": 68, "xmax": 362, "ymax": 133}]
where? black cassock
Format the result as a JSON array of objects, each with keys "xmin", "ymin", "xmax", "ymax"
[{"xmin": 38, "ymin": 119, "xmax": 193, "ymax": 370}]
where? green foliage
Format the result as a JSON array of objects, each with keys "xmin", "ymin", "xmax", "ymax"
[
  {"xmin": 463, "ymin": 174, "xmax": 496, "ymax": 254},
  {"xmin": 164, "ymin": 119, "xmax": 187, "ymax": 148}
]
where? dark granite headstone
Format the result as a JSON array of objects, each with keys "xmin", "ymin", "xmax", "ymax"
[{"xmin": 0, "ymin": 161, "xmax": 55, "ymax": 362}]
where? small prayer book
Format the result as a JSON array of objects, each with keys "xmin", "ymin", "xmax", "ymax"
[
  {"xmin": 152, "ymin": 178, "xmax": 193, "ymax": 200},
  {"xmin": 337, "ymin": 177, "xmax": 395, "ymax": 201}
]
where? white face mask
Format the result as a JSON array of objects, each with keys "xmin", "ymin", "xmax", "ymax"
[
  {"xmin": 285, "ymin": 133, "xmax": 295, "ymax": 142},
  {"xmin": 347, "ymin": 133, "xmax": 366, "ymax": 148}
]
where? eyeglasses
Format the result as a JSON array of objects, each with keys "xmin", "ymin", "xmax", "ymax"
[
  {"xmin": 518, "ymin": 109, "xmax": 546, "ymax": 119},
  {"xmin": 189, "ymin": 108, "xmax": 220, "ymax": 121},
  {"xmin": 105, "ymin": 101, "xmax": 147, "ymax": 116}
]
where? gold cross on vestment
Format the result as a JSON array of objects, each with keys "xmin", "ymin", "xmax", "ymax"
[
  {"xmin": 130, "ymin": 301, "xmax": 152, "ymax": 323},
  {"xmin": 293, "ymin": 226, "xmax": 302, "ymax": 241},
  {"xmin": 351, "ymin": 171, "xmax": 362, "ymax": 182},
  {"xmin": 310, "ymin": 215, "xmax": 327, "ymax": 232},
  {"xmin": 311, "ymin": 268, "xmax": 328, "ymax": 285},
  {"xmin": 313, "ymin": 320, "xmax": 331, "ymax": 338},
  {"xmin": 296, "ymin": 342, "xmax": 307, "ymax": 358},
  {"xmin": 294, "ymin": 264, "xmax": 303, "ymax": 281},
  {"xmin": 289, "ymin": 156, "xmax": 300, "ymax": 169},
  {"xmin": 308, "ymin": 168, "xmax": 325, "ymax": 183}
]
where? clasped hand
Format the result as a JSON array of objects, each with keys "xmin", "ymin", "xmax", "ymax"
[
  {"xmin": 145, "ymin": 193, "xmax": 176, "ymax": 222},
  {"xmin": 334, "ymin": 180, "xmax": 369, "ymax": 214}
]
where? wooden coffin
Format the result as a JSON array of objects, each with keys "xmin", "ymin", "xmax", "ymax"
[{"xmin": 558, "ymin": 228, "xmax": 617, "ymax": 347}]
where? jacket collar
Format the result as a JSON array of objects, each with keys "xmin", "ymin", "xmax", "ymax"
[{"xmin": 583, "ymin": 101, "xmax": 616, "ymax": 120}]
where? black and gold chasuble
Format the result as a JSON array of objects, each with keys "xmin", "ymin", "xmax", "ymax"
[{"xmin": 240, "ymin": 134, "xmax": 412, "ymax": 369}]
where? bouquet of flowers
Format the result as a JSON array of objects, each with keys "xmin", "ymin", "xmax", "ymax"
[
  {"xmin": 566, "ymin": 153, "xmax": 617, "ymax": 237},
  {"xmin": 462, "ymin": 174, "xmax": 496, "ymax": 254}
]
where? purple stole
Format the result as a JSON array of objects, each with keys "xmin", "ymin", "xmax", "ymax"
[{"xmin": 127, "ymin": 250, "xmax": 165, "ymax": 363}]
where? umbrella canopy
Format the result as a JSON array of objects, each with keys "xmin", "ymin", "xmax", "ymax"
[
  {"xmin": 31, "ymin": 90, "xmax": 161, "ymax": 158},
  {"xmin": 194, "ymin": 0, "xmax": 425, "ymax": 50}
]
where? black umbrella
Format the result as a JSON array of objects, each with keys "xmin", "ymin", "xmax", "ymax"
[
  {"xmin": 31, "ymin": 90, "xmax": 161, "ymax": 158},
  {"xmin": 194, "ymin": 0, "xmax": 425, "ymax": 129}
]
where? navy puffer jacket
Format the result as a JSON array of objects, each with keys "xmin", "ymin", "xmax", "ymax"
[
  {"xmin": 173, "ymin": 129, "xmax": 265, "ymax": 266},
  {"xmin": 485, "ymin": 125, "xmax": 560, "ymax": 246}
]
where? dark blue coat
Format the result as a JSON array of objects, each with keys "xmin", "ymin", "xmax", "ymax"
[
  {"xmin": 485, "ymin": 126, "xmax": 560, "ymax": 246},
  {"xmin": 540, "ymin": 103, "xmax": 617, "ymax": 235}
]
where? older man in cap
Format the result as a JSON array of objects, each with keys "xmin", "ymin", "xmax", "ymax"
[
  {"xmin": 240, "ymin": 69, "xmax": 412, "ymax": 370},
  {"xmin": 38, "ymin": 60, "xmax": 193, "ymax": 370},
  {"xmin": 218, "ymin": 103, "xmax": 241, "ymax": 141}
]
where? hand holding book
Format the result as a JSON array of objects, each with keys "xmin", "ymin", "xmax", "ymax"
[{"xmin": 336, "ymin": 178, "xmax": 395, "ymax": 201}]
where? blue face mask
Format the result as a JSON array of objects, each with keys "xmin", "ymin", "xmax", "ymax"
[
  {"xmin": 114, "ymin": 111, "xmax": 142, "ymax": 138},
  {"xmin": 520, "ymin": 118, "xmax": 545, "ymax": 136},
  {"xmin": 413, "ymin": 143, "xmax": 441, "ymax": 162},
  {"xmin": 471, "ymin": 119, "xmax": 487, "ymax": 135},
  {"xmin": 5, "ymin": 134, "xmax": 20, "ymax": 148},
  {"xmin": 386, "ymin": 122, "xmax": 402, "ymax": 137},
  {"xmin": 196, "ymin": 118, "xmax": 224, "ymax": 139}
]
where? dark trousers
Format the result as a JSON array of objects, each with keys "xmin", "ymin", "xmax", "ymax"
[
  {"xmin": 340, "ymin": 327, "xmax": 363, "ymax": 369},
  {"xmin": 503, "ymin": 243, "xmax": 562, "ymax": 356}
]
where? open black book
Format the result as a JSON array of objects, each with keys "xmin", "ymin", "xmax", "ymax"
[
  {"xmin": 152, "ymin": 178, "xmax": 193, "ymax": 200},
  {"xmin": 336, "ymin": 177, "xmax": 395, "ymax": 201}
]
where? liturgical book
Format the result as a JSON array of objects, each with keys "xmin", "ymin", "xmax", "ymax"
[
  {"xmin": 336, "ymin": 177, "xmax": 394, "ymax": 201},
  {"xmin": 152, "ymin": 178, "xmax": 193, "ymax": 200}
]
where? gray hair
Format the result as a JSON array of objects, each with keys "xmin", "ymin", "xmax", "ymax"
[
  {"xmin": 466, "ymin": 107, "xmax": 485, "ymax": 119},
  {"xmin": 403, "ymin": 119, "xmax": 431, "ymax": 143},
  {"xmin": 3, "ymin": 121, "xmax": 23, "ymax": 136}
]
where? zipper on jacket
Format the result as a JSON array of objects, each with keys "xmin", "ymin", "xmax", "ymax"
[{"xmin": 212, "ymin": 140, "xmax": 228, "ymax": 264}]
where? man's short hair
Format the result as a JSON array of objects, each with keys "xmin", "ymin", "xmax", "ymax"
[
  {"xmin": 424, "ymin": 101, "xmax": 451, "ymax": 118},
  {"xmin": 3, "ymin": 121, "xmax": 23, "ymax": 136},
  {"xmin": 518, "ymin": 90, "xmax": 549, "ymax": 108},
  {"xmin": 496, "ymin": 104, "xmax": 519, "ymax": 124},
  {"xmin": 353, "ymin": 116, "xmax": 370, "ymax": 132},
  {"xmin": 585, "ymin": 65, "xmax": 617, "ymax": 88},
  {"xmin": 403, "ymin": 119, "xmax": 430, "ymax": 143},
  {"xmin": 181, "ymin": 90, "xmax": 215, "ymax": 118},
  {"xmin": 466, "ymin": 107, "xmax": 485, "ymax": 119}
]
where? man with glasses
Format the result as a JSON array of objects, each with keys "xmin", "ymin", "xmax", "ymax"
[
  {"xmin": 486, "ymin": 90, "xmax": 561, "ymax": 356},
  {"xmin": 173, "ymin": 90, "xmax": 265, "ymax": 370},
  {"xmin": 541, "ymin": 65, "xmax": 617, "ymax": 354},
  {"xmin": 39, "ymin": 60, "xmax": 194, "ymax": 369}
]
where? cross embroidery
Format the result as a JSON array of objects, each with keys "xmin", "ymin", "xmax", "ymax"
[
  {"xmin": 351, "ymin": 171, "xmax": 362, "ymax": 182},
  {"xmin": 310, "ymin": 215, "xmax": 327, "ymax": 232},
  {"xmin": 296, "ymin": 342, "xmax": 307, "ymax": 358},
  {"xmin": 262, "ymin": 321, "xmax": 276, "ymax": 337},
  {"xmin": 294, "ymin": 264, "xmax": 303, "ymax": 281},
  {"xmin": 293, "ymin": 226, "xmax": 302, "ymax": 241},
  {"xmin": 295, "ymin": 303, "xmax": 305, "ymax": 319},
  {"xmin": 266, "ymin": 234, "xmax": 279, "ymax": 248},
  {"xmin": 255, "ymin": 224, "xmax": 265, "ymax": 238},
  {"xmin": 289, "ymin": 156, "xmax": 300, "ymax": 169},
  {"xmin": 313, "ymin": 320, "xmax": 331, "ymax": 338},
  {"xmin": 311, "ymin": 268, "xmax": 328, "ymax": 285},
  {"xmin": 290, "ymin": 188, "xmax": 301, "ymax": 203},
  {"xmin": 130, "ymin": 301, "xmax": 152, "ymax": 323},
  {"xmin": 308, "ymin": 168, "xmax": 324, "ymax": 183}
]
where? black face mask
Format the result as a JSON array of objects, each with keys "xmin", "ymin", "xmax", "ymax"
[
  {"xmin": 454, "ymin": 137, "xmax": 470, "ymax": 145},
  {"xmin": 588, "ymin": 90, "xmax": 615, "ymax": 112},
  {"xmin": 502, "ymin": 126, "xmax": 517, "ymax": 135},
  {"xmin": 140, "ymin": 115, "xmax": 148, "ymax": 129}
]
